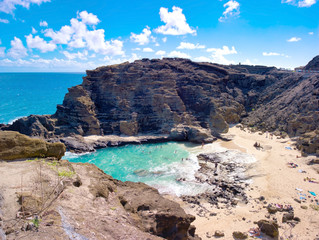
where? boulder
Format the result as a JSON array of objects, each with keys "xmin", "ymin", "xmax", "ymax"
[
  {"xmin": 257, "ymin": 219, "xmax": 279, "ymax": 238},
  {"xmin": 282, "ymin": 212, "xmax": 294, "ymax": 223},
  {"xmin": 214, "ymin": 230, "xmax": 225, "ymax": 237},
  {"xmin": 0, "ymin": 131, "xmax": 65, "ymax": 160},
  {"xmin": 116, "ymin": 181, "xmax": 196, "ymax": 240},
  {"xmin": 232, "ymin": 231, "xmax": 248, "ymax": 239}
]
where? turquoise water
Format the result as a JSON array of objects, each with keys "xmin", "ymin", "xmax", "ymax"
[
  {"xmin": 0, "ymin": 72, "xmax": 84, "ymax": 124},
  {"xmin": 64, "ymin": 142, "xmax": 211, "ymax": 196}
]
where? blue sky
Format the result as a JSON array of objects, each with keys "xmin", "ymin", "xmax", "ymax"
[{"xmin": 0, "ymin": 0, "xmax": 318, "ymax": 72}]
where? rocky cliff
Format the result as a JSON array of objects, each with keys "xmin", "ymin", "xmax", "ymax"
[
  {"xmin": 1, "ymin": 57, "xmax": 319, "ymax": 154},
  {"xmin": 0, "ymin": 149, "xmax": 198, "ymax": 240}
]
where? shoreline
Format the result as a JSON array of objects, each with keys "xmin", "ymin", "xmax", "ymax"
[{"xmin": 178, "ymin": 126, "xmax": 319, "ymax": 240}]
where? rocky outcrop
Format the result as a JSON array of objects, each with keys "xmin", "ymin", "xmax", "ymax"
[
  {"xmin": 304, "ymin": 55, "xmax": 319, "ymax": 71},
  {"xmin": 1, "ymin": 57, "xmax": 319, "ymax": 153},
  {"xmin": 0, "ymin": 131, "xmax": 65, "ymax": 160},
  {"xmin": 0, "ymin": 159, "xmax": 198, "ymax": 240}
]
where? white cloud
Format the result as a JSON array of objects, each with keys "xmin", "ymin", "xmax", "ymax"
[
  {"xmin": 177, "ymin": 42, "xmax": 205, "ymax": 50},
  {"xmin": 207, "ymin": 46, "xmax": 237, "ymax": 64},
  {"xmin": 155, "ymin": 6, "xmax": 196, "ymax": 35},
  {"xmin": 262, "ymin": 52, "xmax": 280, "ymax": 56},
  {"xmin": 143, "ymin": 47, "xmax": 154, "ymax": 52},
  {"xmin": 85, "ymin": 29, "xmax": 124, "ymax": 55},
  {"xmin": 78, "ymin": 10, "xmax": 100, "ymax": 25},
  {"xmin": 0, "ymin": 0, "xmax": 50, "ymax": 14},
  {"xmin": 26, "ymin": 34, "xmax": 56, "ymax": 52},
  {"xmin": 219, "ymin": 0, "xmax": 240, "ymax": 22},
  {"xmin": 287, "ymin": 37, "xmax": 301, "ymax": 42},
  {"xmin": 194, "ymin": 56, "xmax": 212, "ymax": 62},
  {"xmin": 132, "ymin": 48, "xmax": 141, "ymax": 51},
  {"xmin": 130, "ymin": 26, "xmax": 152, "ymax": 45},
  {"xmin": 62, "ymin": 50, "xmax": 88, "ymax": 60},
  {"xmin": 44, "ymin": 25, "xmax": 73, "ymax": 44},
  {"xmin": 39, "ymin": 20, "xmax": 48, "ymax": 27},
  {"xmin": 282, "ymin": 0, "xmax": 317, "ymax": 7},
  {"xmin": 43, "ymin": 13, "xmax": 124, "ymax": 56},
  {"xmin": 0, "ymin": 18, "xmax": 9, "ymax": 23},
  {"xmin": 31, "ymin": 27, "xmax": 37, "ymax": 34},
  {"xmin": 167, "ymin": 50, "xmax": 191, "ymax": 58},
  {"xmin": 162, "ymin": 37, "xmax": 167, "ymax": 43},
  {"xmin": 309, "ymin": 32, "xmax": 314, "ymax": 35},
  {"xmin": 0, "ymin": 47, "xmax": 5, "ymax": 58},
  {"xmin": 155, "ymin": 50, "xmax": 166, "ymax": 56},
  {"xmin": 0, "ymin": 57, "xmax": 99, "ymax": 71},
  {"xmin": 7, "ymin": 37, "xmax": 28, "ymax": 59},
  {"xmin": 262, "ymin": 52, "xmax": 288, "ymax": 57}
]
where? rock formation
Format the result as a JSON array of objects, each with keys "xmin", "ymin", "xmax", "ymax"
[
  {"xmin": 0, "ymin": 131, "xmax": 65, "ymax": 160},
  {"xmin": 0, "ymin": 159, "xmax": 199, "ymax": 240},
  {"xmin": 304, "ymin": 55, "xmax": 319, "ymax": 71},
  {"xmin": 1, "ymin": 56, "xmax": 319, "ymax": 153}
]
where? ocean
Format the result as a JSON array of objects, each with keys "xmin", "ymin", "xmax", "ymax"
[
  {"xmin": 1, "ymin": 72, "xmax": 255, "ymax": 196},
  {"xmin": 0, "ymin": 72, "xmax": 84, "ymax": 124}
]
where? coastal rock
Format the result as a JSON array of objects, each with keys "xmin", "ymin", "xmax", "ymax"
[
  {"xmin": 232, "ymin": 231, "xmax": 248, "ymax": 239},
  {"xmin": 304, "ymin": 55, "xmax": 319, "ymax": 71},
  {"xmin": 0, "ymin": 131, "xmax": 65, "ymax": 160},
  {"xmin": 0, "ymin": 159, "xmax": 198, "ymax": 240},
  {"xmin": 1, "ymin": 57, "xmax": 319, "ymax": 153},
  {"xmin": 257, "ymin": 219, "xmax": 279, "ymax": 238}
]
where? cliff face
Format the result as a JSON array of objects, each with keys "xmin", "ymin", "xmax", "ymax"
[
  {"xmin": 2, "ymin": 57, "xmax": 319, "ymax": 153},
  {"xmin": 304, "ymin": 55, "xmax": 319, "ymax": 71}
]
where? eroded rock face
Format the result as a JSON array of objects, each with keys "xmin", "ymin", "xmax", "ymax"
[
  {"xmin": 1, "ymin": 57, "xmax": 319, "ymax": 153},
  {"xmin": 0, "ymin": 131, "xmax": 65, "ymax": 160},
  {"xmin": 0, "ymin": 160, "xmax": 198, "ymax": 240}
]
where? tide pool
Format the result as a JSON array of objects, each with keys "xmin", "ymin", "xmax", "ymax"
[{"xmin": 64, "ymin": 142, "xmax": 211, "ymax": 196}]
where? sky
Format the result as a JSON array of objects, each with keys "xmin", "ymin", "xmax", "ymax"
[{"xmin": 0, "ymin": 0, "xmax": 318, "ymax": 72}]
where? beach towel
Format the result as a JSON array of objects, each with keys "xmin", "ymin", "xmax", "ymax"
[
  {"xmin": 285, "ymin": 146, "xmax": 292, "ymax": 150},
  {"xmin": 309, "ymin": 191, "xmax": 316, "ymax": 196}
]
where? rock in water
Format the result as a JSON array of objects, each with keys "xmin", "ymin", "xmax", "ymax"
[{"xmin": 0, "ymin": 131, "xmax": 65, "ymax": 160}]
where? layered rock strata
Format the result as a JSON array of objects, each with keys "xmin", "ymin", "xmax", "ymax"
[{"xmin": 1, "ymin": 57, "xmax": 319, "ymax": 154}]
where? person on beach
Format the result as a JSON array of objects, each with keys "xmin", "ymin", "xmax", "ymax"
[{"xmin": 201, "ymin": 141, "xmax": 204, "ymax": 149}]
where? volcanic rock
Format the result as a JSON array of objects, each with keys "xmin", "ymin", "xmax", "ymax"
[{"xmin": 0, "ymin": 131, "xmax": 65, "ymax": 160}]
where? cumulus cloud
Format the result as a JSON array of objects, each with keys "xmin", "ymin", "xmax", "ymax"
[
  {"xmin": 0, "ymin": 18, "xmax": 9, "ymax": 23},
  {"xmin": 62, "ymin": 50, "xmax": 88, "ymax": 60},
  {"xmin": 130, "ymin": 26, "xmax": 152, "ymax": 45},
  {"xmin": 282, "ymin": 0, "xmax": 317, "ymax": 7},
  {"xmin": 26, "ymin": 34, "xmax": 56, "ymax": 52},
  {"xmin": 143, "ymin": 47, "xmax": 154, "ymax": 52},
  {"xmin": 162, "ymin": 37, "xmax": 167, "ymax": 43},
  {"xmin": 194, "ymin": 56, "xmax": 212, "ymax": 62},
  {"xmin": 44, "ymin": 25, "xmax": 73, "ymax": 44},
  {"xmin": 31, "ymin": 27, "xmax": 37, "ymax": 34},
  {"xmin": 0, "ymin": 0, "xmax": 50, "ymax": 14},
  {"xmin": 155, "ymin": 6, "xmax": 196, "ymax": 35},
  {"xmin": 7, "ymin": 37, "xmax": 28, "ymax": 59},
  {"xmin": 43, "ymin": 12, "xmax": 124, "ymax": 56},
  {"xmin": 167, "ymin": 50, "xmax": 191, "ymax": 58},
  {"xmin": 155, "ymin": 50, "xmax": 166, "ymax": 56},
  {"xmin": 39, "ymin": 20, "xmax": 48, "ymax": 27},
  {"xmin": 219, "ymin": 0, "xmax": 240, "ymax": 22},
  {"xmin": 287, "ymin": 37, "xmax": 301, "ymax": 42},
  {"xmin": 309, "ymin": 32, "xmax": 314, "ymax": 35},
  {"xmin": 177, "ymin": 42, "xmax": 205, "ymax": 50},
  {"xmin": 207, "ymin": 46, "xmax": 237, "ymax": 64},
  {"xmin": 77, "ymin": 10, "xmax": 100, "ymax": 25},
  {"xmin": 0, "ymin": 47, "xmax": 5, "ymax": 58}
]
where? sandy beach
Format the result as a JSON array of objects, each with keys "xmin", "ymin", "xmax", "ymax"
[{"xmin": 179, "ymin": 126, "xmax": 319, "ymax": 239}]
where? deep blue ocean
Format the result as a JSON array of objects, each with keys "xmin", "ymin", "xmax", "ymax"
[
  {"xmin": 1, "ymin": 72, "xmax": 254, "ymax": 196},
  {"xmin": 0, "ymin": 72, "xmax": 84, "ymax": 124}
]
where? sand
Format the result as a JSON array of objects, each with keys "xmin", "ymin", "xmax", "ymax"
[{"xmin": 179, "ymin": 126, "xmax": 319, "ymax": 240}]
